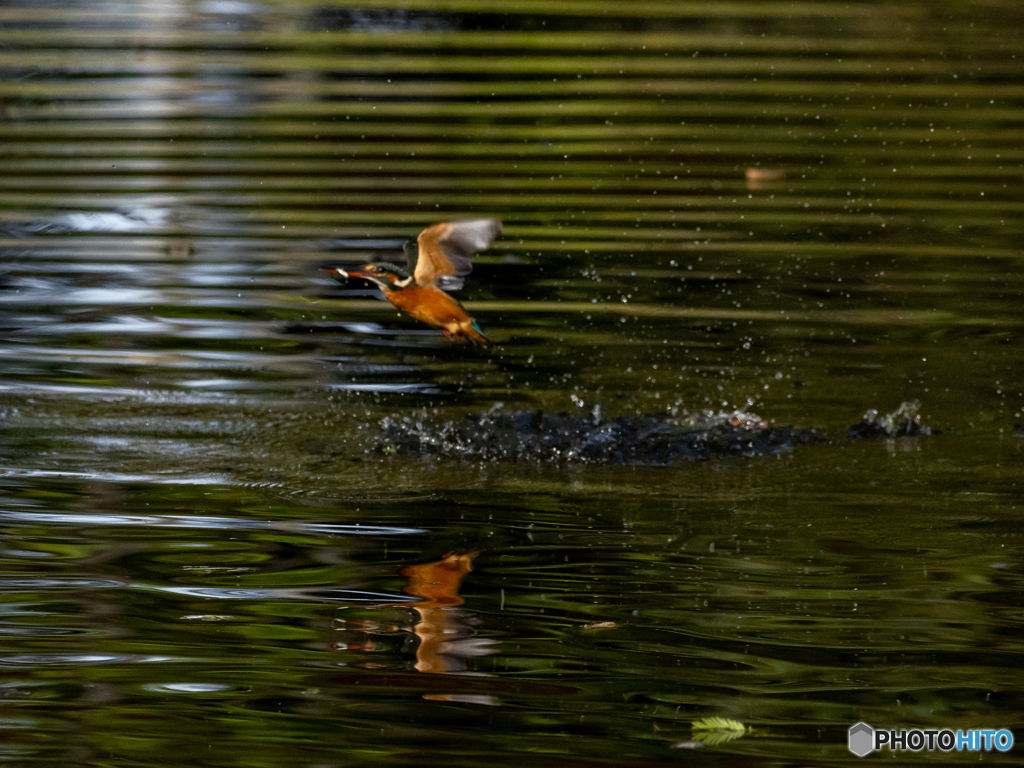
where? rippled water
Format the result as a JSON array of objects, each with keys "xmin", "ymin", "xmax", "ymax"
[{"xmin": 1, "ymin": 1, "xmax": 1023, "ymax": 765}]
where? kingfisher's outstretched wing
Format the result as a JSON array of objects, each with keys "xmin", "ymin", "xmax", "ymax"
[{"xmin": 412, "ymin": 218, "xmax": 502, "ymax": 290}]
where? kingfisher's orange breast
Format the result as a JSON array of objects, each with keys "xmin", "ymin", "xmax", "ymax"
[{"xmin": 386, "ymin": 285, "xmax": 471, "ymax": 328}]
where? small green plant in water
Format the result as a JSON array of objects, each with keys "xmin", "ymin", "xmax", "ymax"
[{"xmin": 691, "ymin": 717, "xmax": 748, "ymax": 746}]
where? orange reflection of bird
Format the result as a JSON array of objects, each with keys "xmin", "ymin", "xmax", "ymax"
[
  {"xmin": 325, "ymin": 218, "xmax": 501, "ymax": 345},
  {"xmin": 399, "ymin": 550, "xmax": 486, "ymax": 675}
]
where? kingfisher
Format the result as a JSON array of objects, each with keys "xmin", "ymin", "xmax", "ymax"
[{"xmin": 325, "ymin": 218, "xmax": 501, "ymax": 346}]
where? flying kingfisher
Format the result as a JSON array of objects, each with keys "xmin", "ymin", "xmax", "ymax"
[{"xmin": 325, "ymin": 218, "xmax": 501, "ymax": 346}]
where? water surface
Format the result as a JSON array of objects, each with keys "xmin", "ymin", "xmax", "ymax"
[{"xmin": 1, "ymin": 1, "xmax": 1023, "ymax": 765}]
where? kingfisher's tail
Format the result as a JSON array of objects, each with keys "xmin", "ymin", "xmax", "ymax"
[
  {"xmin": 441, "ymin": 318, "xmax": 489, "ymax": 346},
  {"xmin": 464, "ymin": 319, "xmax": 489, "ymax": 346}
]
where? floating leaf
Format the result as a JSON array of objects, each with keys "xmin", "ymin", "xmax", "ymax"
[
  {"xmin": 691, "ymin": 717, "xmax": 748, "ymax": 746},
  {"xmin": 692, "ymin": 717, "xmax": 746, "ymax": 732}
]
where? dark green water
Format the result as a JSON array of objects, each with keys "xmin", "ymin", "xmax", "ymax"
[{"xmin": 1, "ymin": 1, "xmax": 1023, "ymax": 765}]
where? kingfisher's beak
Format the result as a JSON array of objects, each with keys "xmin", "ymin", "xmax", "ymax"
[{"xmin": 323, "ymin": 266, "xmax": 350, "ymax": 278}]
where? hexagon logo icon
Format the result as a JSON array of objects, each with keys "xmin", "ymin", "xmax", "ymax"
[{"xmin": 849, "ymin": 722, "xmax": 875, "ymax": 757}]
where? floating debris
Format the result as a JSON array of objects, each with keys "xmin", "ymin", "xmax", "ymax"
[
  {"xmin": 671, "ymin": 741, "xmax": 705, "ymax": 750},
  {"xmin": 745, "ymin": 167, "xmax": 785, "ymax": 180},
  {"xmin": 379, "ymin": 409, "xmax": 824, "ymax": 465},
  {"xmin": 691, "ymin": 717, "xmax": 749, "ymax": 746},
  {"xmin": 745, "ymin": 167, "xmax": 786, "ymax": 190},
  {"xmin": 848, "ymin": 399, "xmax": 932, "ymax": 439}
]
